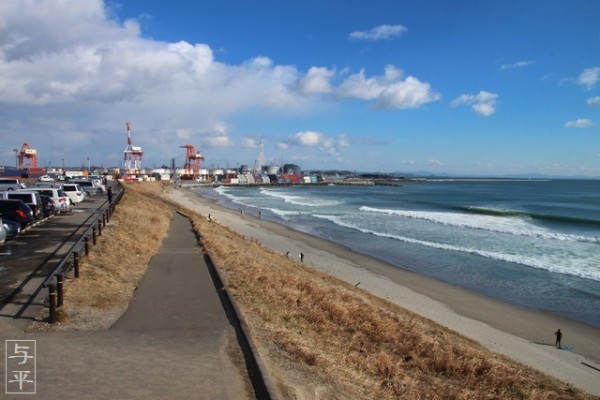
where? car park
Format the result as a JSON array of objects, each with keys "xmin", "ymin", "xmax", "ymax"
[
  {"xmin": 69, "ymin": 179, "xmax": 99, "ymax": 196},
  {"xmin": 1, "ymin": 190, "xmax": 45, "ymax": 219},
  {"xmin": 26, "ymin": 187, "xmax": 70, "ymax": 212},
  {"xmin": 0, "ymin": 199, "xmax": 35, "ymax": 229},
  {"xmin": 61, "ymin": 183, "xmax": 85, "ymax": 204},
  {"xmin": 0, "ymin": 178, "xmax": 26, "ymax": 191}
]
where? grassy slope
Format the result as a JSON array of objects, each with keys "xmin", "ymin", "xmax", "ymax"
[{"xmin": 49, "ymin": 183, "xmax": 594, "ymax": 399}]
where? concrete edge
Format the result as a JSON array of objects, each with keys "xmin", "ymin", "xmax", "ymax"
[{"xmin": 177, "ymin": 210, "xmax": 282, "ymax": 400}]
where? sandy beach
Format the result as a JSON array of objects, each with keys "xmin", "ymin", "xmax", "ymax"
[{"xmin": 167, "ymin": 187, "xmax": 600, "ymax": 396}]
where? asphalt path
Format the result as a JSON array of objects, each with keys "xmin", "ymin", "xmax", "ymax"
[
  {"xmin": 1, "ymin": 210, "xmax": 255, "ymax": 399},
  {"xmin": 0, "ymin": 192, "xmax": 109, "ymax": 325}
]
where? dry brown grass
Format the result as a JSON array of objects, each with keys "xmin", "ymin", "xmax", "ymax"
[
  {"xmin": 35, "ymin": 182, "xmax": 595, "ymax": 399},
  {"xmin": 177, "ymin": 202, "xmax": 593, "ymax": 400},
  {"xmin": 31, "ymin": 182, "xmax": 173, "ymax": 330}
]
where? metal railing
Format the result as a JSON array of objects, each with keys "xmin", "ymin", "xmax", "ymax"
[{"xmin": 42, "ymin": 182, "xmax": 125, "ymax": 323}]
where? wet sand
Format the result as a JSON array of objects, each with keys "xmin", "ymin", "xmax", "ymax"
[{"xmin": 167, "ymin": 187, "xmax": 600, "ymax": 396}]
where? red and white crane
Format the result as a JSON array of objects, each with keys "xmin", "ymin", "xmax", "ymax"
[
  {"xmin": 123, "ymin": 122, "xmax": 143, "ymax": 174},
  {"xmin": 179, "ymin": 144, "xmax": 204, "ymax": 180}
]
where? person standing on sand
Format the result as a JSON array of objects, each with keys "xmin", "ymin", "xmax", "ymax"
[{"xmin": 555, "ymin": 328, "xmax": 563, "ymax": 349}]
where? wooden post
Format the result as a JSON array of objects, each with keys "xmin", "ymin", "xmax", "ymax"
[{"xmin": 48, "ymin": 284, "xmax": 56, "ymax": 324}]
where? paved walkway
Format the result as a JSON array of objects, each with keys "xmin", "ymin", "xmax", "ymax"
[{"xmin": 1, "ymin": 212, "xmax": 253, "ymax": 399}]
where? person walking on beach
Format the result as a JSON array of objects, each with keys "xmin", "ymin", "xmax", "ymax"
[{"xmin": 555, "ymin": 329, "xmax": 563, "ymax": 349}]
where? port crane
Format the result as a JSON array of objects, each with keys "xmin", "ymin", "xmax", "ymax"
[
  {"xmin": 123, "ymin": 122, "xmax": 143, "ymax": 174},
  {"xmin": 179, "ymin": 144, "xmax": 204, "ymax": 180},
  {"xmin": 17, "ymin": 143, "xmax": 38, "ymax": 169}
]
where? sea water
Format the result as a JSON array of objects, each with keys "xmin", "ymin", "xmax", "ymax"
[{"xmin": 193, "ymin": 180, "xmax": 600, "ymax": 328}]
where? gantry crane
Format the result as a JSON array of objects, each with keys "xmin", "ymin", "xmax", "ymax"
[
  {"xmin": 179, "ymin": 144, "xmax": 204, "ymax": 180},
  {"xmin": 123, "ymin": 122, "xmax": 143, "ymax": 174},
  {"xmin": 17, "ymin": 143, "xmax": 38, "ymax": 169}
]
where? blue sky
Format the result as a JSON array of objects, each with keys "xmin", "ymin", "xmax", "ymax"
[{"xmin": 1, "ymin": 0, "xmax": 599, "ymax": 176}]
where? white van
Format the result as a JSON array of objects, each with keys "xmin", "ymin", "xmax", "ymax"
[
  {"xmin": 69, "ymin": 179, "xmax": 98, "ymax": 196},
  {"xmin": 0, "ymin": 178, "xmax": 26, "ymax": 191},
  {"xmin": 61, "ymin": 184, "xmax": 85, "ymax": 204},
  {"xmin": 26, "ymin": 187, "xmax": 71, "ymax": 212}
]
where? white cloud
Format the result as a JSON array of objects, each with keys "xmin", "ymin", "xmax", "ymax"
[
  {"xmin": 281, "ymin": 131, "xmax": 349, "ymax": 154},
  {"xmin": 426, "ymin": 159, "xmax": 443, "ymax": 166},
  {"xmin": 242, "ymin": 138, "xmax": 259, "ymax": 148},
  {"xmin": 336, "ymin": 65, "xmax": 441, "ymax": 109},
  {"xmin": 587, "ymin": 96, "xmax": 600, "ymax": 107},
  {"xmin": 451, "ymin": 91, "xmax": 499, "ymax": 116},
  {"xmin": 500, "ymin": 61, "xmax": 535, "ymax": 71},
  {"xmin": 564, "ymin": 118, "xmax": 593, "ymax": 128},
  {"xmin": 577, "ymin": 67, "xmax": 600, "ymax": 90},
  {"xmin": 350, "ymin": 24, "xmax": 407, "ymax": 41},
  {"xmin": 376, "ymin": 77, "xmax": 442, "ymax": 110},
  {"xmin": 298, "ymin": 67, "xmax": 335, "ymax": 94}
]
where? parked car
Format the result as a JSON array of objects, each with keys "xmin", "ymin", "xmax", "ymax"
[
  {"xmin": 26, "ymin": 187, "xmax": 70, "ymax": 212},
  {"xmin": 61, "ymin": 184, "xmax": 85, "ymax": 204},
  {"xmin": 38, "ymin": 175, "xmax": 54, "ymax": 182},
  {"xmin": 1, "ymin": 216, "xmax": 20, "ymax": 239},
  {"xmin": 69, "ymin": 179, "xmax": 99, "ymax": 196},
  {"xmin": 0, "ymin": 199, "xmax": 35, "ymax": 229},
  {"xmin": 0, "ymin": 178, "xmax": 26, "ymax": 191},
  {"xmin": 41, "ymin": 195, "xmax": 58, "ymax": 216},
  {"xmin": 1, "ymin": 190, "xmax": 45, "ymax": 219},
  {"xmin": 89, "ymin": 178, "xmax": 106, "ymax": 193},
  {"xmin": 0, "ymin": 222, "xmax": 6, "ymax": 244}
]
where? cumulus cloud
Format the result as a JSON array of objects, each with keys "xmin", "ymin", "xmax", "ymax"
[
  {"xmin": 336, "ymin": 65, "xmax": 441, "ymax": 109},
  {"xmin": 587, "ymin": 96, "xmax": 600, "ymax": 107},
  {"xmin": 564, "ymin": 119, "xmax": 593, "ymax": 128},
  {"xmin": 577, "ymin": 67, "xmax": 600, "ymax": 90},
  {"xmin": 298, "ymin": 67, "xmax": 335, "ymax": 94},
  {"xmin": 242, "ymin": 138, "xmax": 259, "ymax": 148},
  {"xmin": 451, "ymin": 91, "xmax": 499, "ymax": 116},
  {"xmin": 350, "ymin": 24, "xmax": 407, "ymax": 41},
  {"xmin": 280, "ymin": 131, "xmax": 349, "ymax": 155},
  {"xmin": 500, "ymin": 61, "xmax": 535, "ymax": 71},
  {"xmin": 0, "ymin": 1, "xmax": 439, "ymax": 169}
]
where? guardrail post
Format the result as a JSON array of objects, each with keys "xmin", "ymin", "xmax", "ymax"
[
  {"xmin": 92, "ymin": 227, "xmax": 97, "ymax": 245},
  {"xmin": 73, "ymin": 251, "xmax": 80, "ymax": 278},
  {"xmin": 84, "ymin": 237, "xmax": 90, "ymax": 256},
  {"xmin": 97, "ymin": 219, "xmax": 102, "ymax": 236},
  {"xmin": 48, "ymin": 284, "xmax": 56, "ymax": 324},
  {"xmin": 56, "ymin": 274, "xmax": 64, "ymax": 308},
  {"xmin": 102, "ymin": 212, "xmax": 106, "ymax": 227}
]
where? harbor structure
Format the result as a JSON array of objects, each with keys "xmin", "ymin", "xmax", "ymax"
[{"xmin": 123, "ymin": 122, "xmax": 143, "ymax": 175}]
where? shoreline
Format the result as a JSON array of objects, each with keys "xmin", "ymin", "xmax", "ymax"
[{"xmin": 167, "ymin": 187, "xmax": 600, "ymax": 395}]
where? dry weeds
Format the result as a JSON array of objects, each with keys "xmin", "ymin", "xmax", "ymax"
[
  {"xmin": 30, "ymin": 182, "xmax": 173, "ymax": 330},
  {"xmin": 180, "ymin": 204, "xmax": 594, "ymax": 400},
  {"xmin": 35, "ymin": 182, "xmax": 595, "ymax": 399}
]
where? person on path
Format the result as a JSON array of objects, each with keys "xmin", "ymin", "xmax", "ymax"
[{"xmin": 555, "ymin": 328, "xmax": 563, "ymax": 349}]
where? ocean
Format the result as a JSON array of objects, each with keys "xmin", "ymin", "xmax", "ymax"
[{"xmin": 192, "ymin": 179, "xmax": 600, "ymax": 328}]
